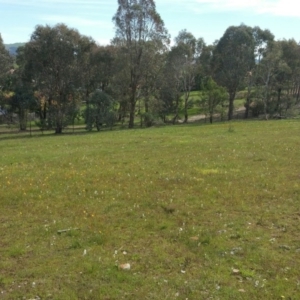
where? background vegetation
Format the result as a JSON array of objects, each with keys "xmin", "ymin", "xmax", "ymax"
[{"xmin": 1, "ymin": 0, "xmax": 300, "ymax": 133}]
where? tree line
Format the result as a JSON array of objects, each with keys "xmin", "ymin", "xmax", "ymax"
[{"xmin": 0, "ymin": 0, "xmax": 300, "ymax": 133}]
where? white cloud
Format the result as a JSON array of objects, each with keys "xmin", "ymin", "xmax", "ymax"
[
  {"xmin": 160, "ymin": 0, "xmax": 300, "ymax": 17},
  {"xmin": 257, "ymin": 0, "xmax": 300, "ymax": 17}
]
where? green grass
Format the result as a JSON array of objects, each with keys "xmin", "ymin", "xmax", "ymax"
[{"xmin": 1, "ymin": 120, "xmax": 300, "ymax": 299}]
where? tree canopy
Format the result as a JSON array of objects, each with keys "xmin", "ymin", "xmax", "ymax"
[
  {"xmin": 1, "ymin": 1, "xmax": 300, "ymax": 131},
  {"xmin": 20, "ymin": 24, "xmax": 95, "ymax": 133},
  {"xmin": 112, "ymin": 0, "xmax": 169, "ymax": 128}
]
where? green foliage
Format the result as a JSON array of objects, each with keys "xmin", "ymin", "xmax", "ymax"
[
  {"xmin": 8, "ymin": 81, "xmax": 36, "ymax": 130},
  {"xmin": 112, "ymin": 0, "xmax": 169, "ymax": 128},
  {"xmin": 19, "ymin": 24, "xmax": 95, "ymax": 133},
  {"xmin": 85, "ymin": 90, "xmax": 115, "ymax": 131},
  {"xmin": 0, "ymin": 34, "xmax": 13, "ymax": 87},
  {"xmin": 142, "ymin": 112, "xmax": 155, "ymax": 127},
  {"xmin": 212, "ymin": 24, "xmax": 255, "ymax": 120},
  {"xmin": 200, "ymin": 77, "xmax": 228, "ymax": 123}
]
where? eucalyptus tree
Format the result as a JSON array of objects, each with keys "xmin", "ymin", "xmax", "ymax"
[
  {"xmin": 200, "ymin": 77, "xmax": 227, "ymax": 123},
  {"xmin": 212, "ymin": 25, "xmax": 255, "ymax": 120},
  {"xmin": 3, "ymin": 51, "xmax": 36, "ymax": 131},
  {"xmin": 9, "ymin": 83, "xmax": 35, "ymax": 130},
  {"xmin": 0, "ymin": 34, "xmax": 12, "ymax": 82},
  {"xmin": 172, "ymin": 30, "xmax": 204, "ymax": 123},
  {"xmin": 160, "ymin": 30, "xmax": 204, "ymax": 123},
  {"xmin": 112, "ymin": 0, "xmax": 169, "ymax": 128},
  {"xmin": 279, "ymin": 39, "xmax": 300, "ymax": 108},
  {"xmin": 272, "ymin": 40, "xmax": 295, "ymax": 115},
  {"xmin": 0, "ymin": 34, "xmax": 13, "ymax": 108},
  {"xmin": 159, "ymin": 47, "xmax": 184, "ymax": 124},
  {"xmin": 244, "ymin": 27, "xmax": 274, "ymax": 118},
  {"xmin": 0, "ymin": 43, "xmax": 35, "ymax": 129},
  {"xmin": 85, "ymin": 90, "xmax": 115, "ymax": 131},
  {"xmin": 198, "ymin": 44, "xmax": 215, "ymax": 78},
  {"xmin": 20, "ymin": 24, "xmax": 95, "ymax": 133},
  {"xmin": 137, "ymin": 47, "xmax": 166, "ymax": 126},
  {"xmin": 80, "ymin": 44, "xmax": 116, "ymax": 129},
  {"xmin": 256, "ymin": 41, "xmax": 290, "ymax": 119}
]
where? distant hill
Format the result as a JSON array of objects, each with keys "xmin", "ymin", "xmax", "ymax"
[{"xmin": 4, "ymin": 43, "xmax": 25, "ymax": 56}]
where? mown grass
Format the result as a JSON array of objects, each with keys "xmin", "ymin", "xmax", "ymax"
[{"xmin": 0, "ymin": 120, "xmax": 300, "ymax": 299}]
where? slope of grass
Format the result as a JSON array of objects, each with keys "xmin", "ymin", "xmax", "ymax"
[{"xmin": 0, "ymin": 120, "xmax": 300, "ymax": 299}]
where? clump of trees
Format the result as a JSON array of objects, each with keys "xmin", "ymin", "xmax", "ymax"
[
  {"xmin": 1, "ymin": 1, "xmax": 300, "ymax": 133},
  {"xmin": 0, "ymin": 33, "xmax": 13, "ymax": 124},
  {"xmin": 85, "ymin": 90, "xmax": 115, "ymax": 131}
]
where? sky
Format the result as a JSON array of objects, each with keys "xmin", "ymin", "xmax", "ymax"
[{"xmin": 1, "ymin": 0, "xmax": 300, "ymax": 46}]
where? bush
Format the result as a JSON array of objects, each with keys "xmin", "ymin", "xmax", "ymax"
[
  {"xmin": 142, "ymin": 112, "xmax": 155, "ymax": 127},
  {"xmin": 85, "ymin": 91, "xmax": 115, "ymax": 131}
]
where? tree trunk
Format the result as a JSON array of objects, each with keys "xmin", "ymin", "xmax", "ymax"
[
  {"xmin": 183, "ymin": 97, "xmax": 188, "ymax": 123},
  {"xmin": 55, "ymin": 127, "xmax": 62, "ymax": 134},
  {"xmin": 263, "ymin": 101, "xmax": 268, "ymax": 120},
  {"xmin": 172, "ymin": 96, "xmax": 180, "ymax": 124},
  {"xmin": 245, "ymin": 74, "xmax": 253, "ymax": 119},
  {"xmin": 296, "ymin": 85, "xmax": 300, "ymax": 103},
  {"xmin": 145, "ymin": 98, "xmax": 149, "ymax": 113},
  {"xmin": 209, "ymin": 114, "xmax": 213, "ymax": 124},
  {"xmin": 276, "ymin": 87, "xmax": 282, "ymax": 115},
  {"xmin": 55, "ymin": 114, "xmax": 63, "ymax": 134},
  {"xmin": 228, "ymin": 92, "xmax": 235, "ymax": 120},
  {"xmin": 85, "ymin": 89, "xmax": 90, "ymax": 126},
  {"xmin": 245, "ymin": 86, "xmax": 251, "ymax": 119},
  {"xmin": 19, "ymin": 109, "xmax": 27, "ymax": 131},
  {"xmin": 128, "ymin": 99, "xmax": 136, "ymax": 129},
  {"xmin": 244, "ymin": 100, "xmax": 250, "ymax": 119},
  {"xmin": 184, "ymin": 112, "xmax": 188, "ymax": 123}
]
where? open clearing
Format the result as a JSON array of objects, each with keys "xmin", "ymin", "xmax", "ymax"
[{"xmin": 0, "ymin": 120, "xmax": 300, "ymax": 299}]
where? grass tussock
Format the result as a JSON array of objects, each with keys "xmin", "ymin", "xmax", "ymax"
[{"xmin": 0, "ymin": 120, "xmax": 300, "ymax": 299}]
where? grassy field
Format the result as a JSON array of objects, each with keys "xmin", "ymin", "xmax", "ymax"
[{"xmin": 0, "ymin": 120, "xmax": 300, "ymax": 299}]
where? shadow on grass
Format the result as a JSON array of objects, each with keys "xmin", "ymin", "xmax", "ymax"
[
  {"xmin": 0, "ymin": 127, "xmax": 109, "ymax": 141},
  {"xmin": 0, "ymin": 117, "xmax": 271, "ymax": 142}
]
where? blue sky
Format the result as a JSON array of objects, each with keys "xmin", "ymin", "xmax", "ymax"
[{"xmin": 1, "ymin": 0, "xmax": 300, "ymax": 45}]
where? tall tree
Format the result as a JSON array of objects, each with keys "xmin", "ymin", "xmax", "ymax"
[
  {"xmin": 279, "ymin": 39, "xmax": 300, "ymax": 108},
  {"xmin": 200, "ymin": 77, "xmax": 227, "ymax": 124},
  {"xmin": 112, "ymin": 0, "xmax": 169, "ymax": 128},
  {"xmin": 2, "ymin": 47, "xmax": 37, "ymax": 130},
  {"xmin": 212, "ymin": 25, "xmax": 255, "ymax": 120},
  {"xmin": 159, "ymin": 47, "xmax": 183, "ymax": 124},
  {"xmin": 85, "ymin": 90, "xmax": 115, "ymax": 131},
  {"xmin": 256, "ymin": 41, "xmax": 290, "ymax": 119},
  {"xmin": 0, "ymin": 34, "xmax": 12, "ymax": 81},
  {"xmin": 0, "ymin": 33, "xmax": 13, "ymax": 108},
  {"xmin": 20, "ymin": 24, "xmax": 95, "ymax": 133},
  {"xmin": 79, "ymin": 44, "xmax": 116, "ymax": 129},
  {"xmin": 244, "ymin": 27, "xmax": 274, "ymax": 118},
  {"xmin": 172, "ymin": 30, "xmax": 204, "ymax": 123}
]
